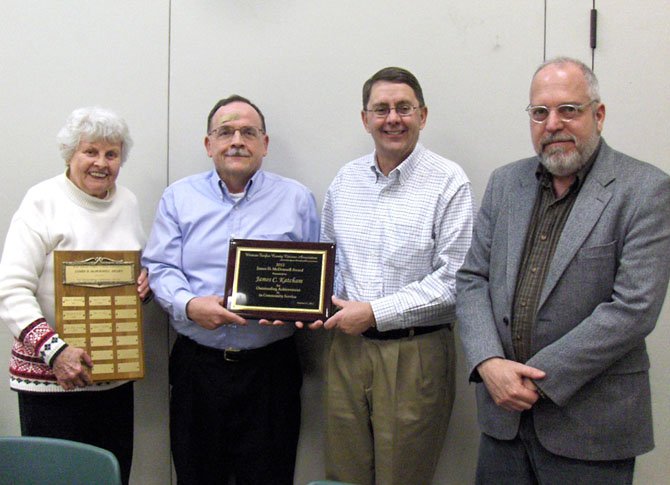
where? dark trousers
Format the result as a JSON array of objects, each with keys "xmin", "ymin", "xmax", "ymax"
[
  {"xmin": 170, "ymin": 335, "xmax": 302, "ymax": 485},
  {"xmin": 476, "ymin": 411, "xmax": 635, "ymax": 485},
  {"xmin": 18, "ymin": 382, "xmax": 134, "ymax": 485}
]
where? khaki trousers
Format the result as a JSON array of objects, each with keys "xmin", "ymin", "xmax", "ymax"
[{"xmin": 325, "ymin": 327, "xmax": 455, "ymax": 485}]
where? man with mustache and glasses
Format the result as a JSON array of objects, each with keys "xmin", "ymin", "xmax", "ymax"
[
  {"xmin": 142, "ymin": 95, "xmax": 319, "ymax": 485},
  {"xmin": 456, "ymin": 57, "xmax": 670, "ymax": 484},
  {"xmin": 312, "ymin": 67, "xmax": 474, "ymax": 485}
]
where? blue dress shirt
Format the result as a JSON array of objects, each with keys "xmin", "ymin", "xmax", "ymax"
[{"xmin": 142, "ymin": 169, "xmax": 320, "ymax": 350}]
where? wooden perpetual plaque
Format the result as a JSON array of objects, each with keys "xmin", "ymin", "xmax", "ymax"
[{"xmin": 54, "ymin": 250, "xmax": 144, "ymax": 381}]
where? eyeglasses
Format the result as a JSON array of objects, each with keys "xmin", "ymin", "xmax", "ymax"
[
  {"xmin": 525, "ymin": 100, "xmax": 597, "ymax": 124},
  {"xmin": 365, "ymin": 103, "xmax": 419, "ymax": 118},
  {"xmin": 208, "ymin": 125, "xmax": 265, "ymax": 140}
]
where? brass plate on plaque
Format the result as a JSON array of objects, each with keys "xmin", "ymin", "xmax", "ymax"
[{"xmin": 54, "ymin": 250, "xmax": 144, "ymax": 381}]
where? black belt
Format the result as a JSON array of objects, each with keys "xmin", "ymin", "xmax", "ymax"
[
  {"xmin": 179, "ymin": 335, "xmax": 293, "ymax": 363},
  {"xmin": 362, "ymin": 324, "xmax": 448, "ymax": 340}
]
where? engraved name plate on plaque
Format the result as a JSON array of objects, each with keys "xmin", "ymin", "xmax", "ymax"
[{"xmin": 54, "ymin": 250, "xmax": 144, "ymax": 381}]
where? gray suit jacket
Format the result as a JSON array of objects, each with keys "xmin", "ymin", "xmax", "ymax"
[{"xmin": 456, "ymin": 141, "xmax": 670, "ymax": 460}]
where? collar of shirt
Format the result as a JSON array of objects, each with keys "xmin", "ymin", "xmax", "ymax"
[
  {"xmin": 213, "ymin": 169, "xmax": 264, "ymax": 202},
  {"xmin": 369, "ymin": 144, "xmax": 426, "ymax": 185}
]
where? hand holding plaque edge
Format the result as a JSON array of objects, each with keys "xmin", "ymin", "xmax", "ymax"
[
  {"xmin": 186, "ymin": 295, "xmax": 247, "ymax": 329},
  {"xmin": 258, "ymin": 299, "xmax": 341, "ymax": 329},
  {"xmin": 322, "ymin": 296, "xmax": 375, "ymax": 335},
  {"xmin": 52, "ymin": 346, "xmax": 94, "ymax": 390},
  {"xmin": 258, "ymin": 317, "xmax": 325, "ymax": 329},
  {"xmin": 137, "ymin": 267, "xmax": 152, "ymax": 302}
]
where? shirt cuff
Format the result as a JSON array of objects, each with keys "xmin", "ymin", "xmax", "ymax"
[
  {"xmin": 370, "ymin": 295, "xmax": 404, "ymax": 331},
  {"xmin": 174, "ymin": 290, "xmax": 197, "ymax": 322}
]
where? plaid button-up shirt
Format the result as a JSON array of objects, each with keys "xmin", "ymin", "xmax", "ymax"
[
  {"xmin": 321, "ymin": 144, "xmax": 474, "ymax": 331},
  {"xmin": 511, "ymin": 148, "xmax": 599, "ymax": 362}
]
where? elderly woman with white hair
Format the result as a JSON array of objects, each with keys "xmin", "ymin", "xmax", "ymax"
[{"xmin": 0, "ymin": 107, "xmax": 149, "ymax": 485}]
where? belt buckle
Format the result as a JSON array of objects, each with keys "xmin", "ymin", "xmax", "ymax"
[{"xmin": 223, "ymin": 348, "xmax": 241, "ymax": 363}]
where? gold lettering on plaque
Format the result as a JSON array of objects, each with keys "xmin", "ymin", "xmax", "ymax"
[
  {"xmin": 63, "ymin": 258, "xmax": 135, "ymax": 288},
  {"xmin": 62, "ymin": 324, "xmax": 86, "ymax": 335},
  {"xmin": 91, "ymin": 350, "xmax": 114, "ymax": 360},
  {"xmin": 62, "ymin": 297, "xmax": 85, "ymax": 307},
  {"xmin": 90, "ymin": 336, "xmax": 113, "ymax": 347},
  {"xmin": 115, "ymin": 309, "xmax": 137, "ymax": 319},
  {"xmin": 117, "ymin": 349, "xmax": 139, "ymax": 359},
  {"xmin": 89, "ymin": 296, "xmax": 112, "ymax": 306},
  {"xmin": 90, "ymin": 323, "xmax": 113, "ymax": 333},
  {"xmin": 117, "ymin": 362, "xmax": 140, "ymax": 373},
  {"xmin": 115, "ymin": 295, "xmax": 137, "ymax": 306},
  {"xmin": 116, "ymin": 335, "xmax": 138, "ymax": 346},
  {"xmin": 63, "ymin": 310, "xmax": 86, "ymax": 320},
  {"xmin": 89, "ymin": 309, "xmax": 112, "ymax": 320},
  {"xmin": 229, "ymin": 244, "xmax": 330, "ymax": 316}
]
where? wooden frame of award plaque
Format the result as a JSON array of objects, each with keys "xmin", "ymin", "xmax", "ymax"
[
  {"xmin": 54, "ymin": 250, "xmax": 144, "ymax": 381},
  {"xmin": 224, "ymin": 239, "xmax": 336, "ymax": 321}
]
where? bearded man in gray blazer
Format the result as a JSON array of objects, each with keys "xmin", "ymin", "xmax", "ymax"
[{"xmin": 456, "ymin": 56, "xmax": 670, "ymax": 484}]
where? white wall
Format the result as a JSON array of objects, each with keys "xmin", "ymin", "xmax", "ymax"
[
  {"xmin": 1, "ymin": 1, "xmax": 668, "ymax": 484},
  {"xmin": 0, "ymin": 2, "xmax": 172, "ymax": 484}
]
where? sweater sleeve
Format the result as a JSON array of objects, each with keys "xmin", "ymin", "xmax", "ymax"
[{"xmin": 0, "ymin": 195, "xmax": 67, "ymax": 364}]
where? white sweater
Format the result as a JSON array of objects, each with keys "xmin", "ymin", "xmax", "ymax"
[{"xmin": 0, "ymin": 173, "xmax": 146, "ymax": 392}]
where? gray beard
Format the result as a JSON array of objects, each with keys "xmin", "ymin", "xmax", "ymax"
[{"xmin": 540, "ymin": 132, "xmax": 600, "ymax": 177}]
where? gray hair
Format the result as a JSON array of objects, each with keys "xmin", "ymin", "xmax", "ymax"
[
  {"xmin": 533, "ymin": 57, "xmax": 601, "ymax": 102},
  {"xmin": 57, "ymin": 107, "xmax": 133, "ymax": 164}
]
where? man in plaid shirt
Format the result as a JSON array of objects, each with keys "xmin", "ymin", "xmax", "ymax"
[{"xmin": 317, "ymin": 66, "xmax": 474, "ymax": 485}]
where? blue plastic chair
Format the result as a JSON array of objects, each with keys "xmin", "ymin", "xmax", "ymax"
[{"xmin": 0, "ymin": 436, "xmax": 122, "ymax": 485}]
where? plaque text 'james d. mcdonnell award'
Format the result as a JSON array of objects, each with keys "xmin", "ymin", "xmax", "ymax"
[{"xmin": 54, "ymin": 250, "xmax": 144, "ymax": 381}]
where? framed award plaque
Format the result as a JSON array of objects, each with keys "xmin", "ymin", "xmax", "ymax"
[
  {"xmin": 54, "ymin": 250, "xmax": 144, "ymax": 381},
  {"xmin": 224, "ymin": 239, "xmax": 336, "ymax": 321}
]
